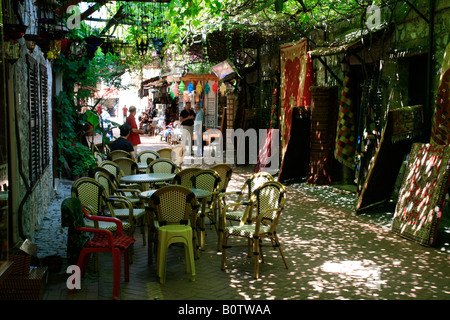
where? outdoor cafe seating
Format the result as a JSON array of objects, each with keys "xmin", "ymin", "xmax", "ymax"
[
  {"xmin": 217, "ymin": 171, "xmax": 274, "ymax": 251},
  {"xmin": 220, "ymin": 181, "xmax": 289, "ymax": 279},
  {"xmin": 61, "ymin": 197, "xmax": 135, "ymax": 300},
  {"xmin": 142, "ymin": 185, "xmax": 199, "ymax": 283}
]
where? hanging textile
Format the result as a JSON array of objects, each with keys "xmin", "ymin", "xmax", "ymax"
[
  {"xmin": 430, "ymin": 42, "xmax": 450, "ymax": 145},
  {"xmin": 334, "ymin": 72, "xmax": 357, "ymax": 169},
  {"xmin": 356, "ymin": 79, "xmax": 383, "ymax": 195},
  {"xmin": 392, "ymin": 143, "xmax": 450, "ymax": 246},
  {"xmin": 278, "ymin": 38, "xmax": 314, "ymax": 181},
  {"xmin": 254, "ymin": 89, "xmax": 278, "ymax": 173},
  {"xmin": 356, "ymin": 105, "xmax": 423, "ymax": 212}
]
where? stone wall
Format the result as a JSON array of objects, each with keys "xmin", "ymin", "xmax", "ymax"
[{"xmin": 10, "ymin": 36, "xmax": 54, "ymax": 241}]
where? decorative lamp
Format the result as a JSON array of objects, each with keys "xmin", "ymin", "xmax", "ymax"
[
  {"xmin": 171, "ymin": 82, "xmax": 179, "ymax": 97},
  {"xmin": 220, "ymin": 82, "xmax": 227, "ymax": 95},
  {"xmin": 69, "ymin": 40, "xmax": 86, "ymax": 59},
  {"xmin": 179, "ymin": 81, "xmax": 185, "ymax": 93},
  {"xmin": 152, "ymin": 38, "xmax": 165, "ymax": 55},
  {"xmin": 204, "ymin": 81, "xmax": 210, "ymax": 95},
  {"xmin": 188, "ymin": 82, "xmax": 194, "ymax": 93},
  {"xmin": 196, "ymin": 81, "xmax": 203, "ymax": 95},
  {"xmin": 212, "ymin": 81, "xmax": 218, "ymax": 93}
]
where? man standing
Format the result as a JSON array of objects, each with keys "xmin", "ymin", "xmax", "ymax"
[
  {"xmin": 179, "ymin": 101, "xmax": 196, "ymax": 155},
  {"xmin": 110, "ymin": 123, "xmax": 136, "ymax": 161},
  {"xmin": 126, "ymin": 106, "xmax": 145, "ymax": 154},
  {"xmin": 194, "ymin": 103, "xmax": 205, "ymax": 157}
]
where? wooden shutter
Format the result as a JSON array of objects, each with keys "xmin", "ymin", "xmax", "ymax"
[
  {"xmin": 40, "ymin": 63, "xmax": 49, "ymax": 170},
  {"xmin": 27, "ymin": 55, "xmax": 40, "ymax": 185}
]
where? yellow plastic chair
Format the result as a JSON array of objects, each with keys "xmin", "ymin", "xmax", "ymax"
[
  {"xmin": 146, "ymin": 186, "xmax": 199, "ymax": 283},
  {"xmin": 221, "ymin": 181, "xmax": 288, "ymax": 279}
]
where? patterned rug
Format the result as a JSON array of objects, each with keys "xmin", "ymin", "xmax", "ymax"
[
  {"xmin": 334, "ymin": 72, "xmax": 357, "ymax": 169},
  {"xmin": 356, "ymin": 105, "xmax": 423, "ymax": 212},
  {"xmin": 430, "ymin": 42, "xmax": 450, "ymax": 145},
  {"xmin": 392, "ymin": 143, "xmax": 450, "ymax": 246}
]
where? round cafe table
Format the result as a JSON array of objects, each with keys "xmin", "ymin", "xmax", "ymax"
[
  {"xmin": 119, "ymin": 173, "xmax": 176, "ymax": 190},
  {"xmin": 139, "ymin": 187, "xmax": 211, "ymax": 261}
]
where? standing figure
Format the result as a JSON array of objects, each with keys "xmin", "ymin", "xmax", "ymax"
[
  {"xmin": 179, "ymin": 101, "xmax": 196, "ymax": 155},
  {"xmin": 126, "ymin": 106, "xmax": 145, "ymax": 154},
  {"xmin": 194, "ymin": 103, "xmax": 205, "ymax": 157}
]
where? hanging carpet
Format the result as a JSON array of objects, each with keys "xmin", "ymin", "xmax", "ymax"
[
  {"xmin": 334, "ymin": 72, "xmax": 357, "ymax": 169},
  {"xmin": 392, "ymin": 143, "xmax": 450, "ymax": 246},
  {"xmin": 430, "ymin": 41, "xmax": 450, "ymax": 145},
  {"xmin": 356, "ymin": 79, "xmax": 384, "ymax": 195},
  {"xmin": 278, "ymin": 38, "xmax": 314, "ymax": 182},
  {"xmin": 308, "ymin": 86, "xmax": 338, "ymax": 185},
  {"xmin": 356, "ymin": 105, "xmax": 423, "ymax": 212}
]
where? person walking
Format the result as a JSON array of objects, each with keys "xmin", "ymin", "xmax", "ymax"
[
  {"xmin": 110, "ymin": 123, "xmax": 136, "ymax": 161},
  {"xmin": 194, "ymin": 103, "xmax": 205, "ymax": 157},
  {"xmin": 179, "ymin": 101, "xmax": 196, "ymax": 155},
  {"xmin": 125, "ymin": 106, "xmax": 145, "ymax": 154}
]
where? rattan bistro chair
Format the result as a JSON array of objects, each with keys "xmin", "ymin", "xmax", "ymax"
[
  {"xmin": 145, "ymin": 186, "xmax": 199, "ymax": 282},
  {"xmin": 191, "ymin": 169, "xmax": 221, "ymax": 250},
  {"xmin": 113, "ymin": 157, "xmax": 138, "ymax": 176},
  {"xmin": 137, "ymin": 150, "xmax": 160, "ymax": 170},
  {"xmin": 173, "ymin": 167, "xmax": 202, "ymax": 188},
  {"xmin": 108, "ymin": 150, "xmax": 131, "ymax": 161},
  {"xmin": 217, "ymin": 171, "xmax": 274, "ymax": 251},
  {"xmin": 95, "ymin": 170, "xmax": 146, "ymax": 245},
  {"xmin": 156, "ymin": 147, "xmax": 173, "ymax": 159},
  {"xmin": 221, "ymin": 181, "xmax": 288, "ymax": 279}
]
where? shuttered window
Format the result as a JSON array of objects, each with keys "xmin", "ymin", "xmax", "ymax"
[
  {"xmin": 40, "ymin": 64, "xmax": 49, "ymax": 170},
  {"xmin": 27, "ymin": 55, "xmax": 49, "ymax": 186}
]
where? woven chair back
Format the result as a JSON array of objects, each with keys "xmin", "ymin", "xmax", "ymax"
[
  {"xmin": 157, "ymin": 148, "xmax": 173, "ymax": 159},
  {"xmin": 108, "ymin": 150, "xmax": 131, "ymax": 161},
  {"xmin": 191, "ymin": 169, "xmax": 221, "ymax": 204},
  {"xmin": 114, "ymin": 157, "xmax": 138, "ymax": 176},
  {"xmin": 173, "ymin": 168, "xmax": 202, "ymax": 188},
  {"xmin": 137, "ymin": 150, "xmax": 160, "ymax": 165},
  {"xmin": 148, "ymin": 158, "xmax": 178, "ymax": 174},
  {"xmin": 149, "ymin": 186, "xmax": 197, "ymax": 226},
  {"xmin": 71, "ymin": 177, "xmax": 106, "ymax": 216},
  {"xmin": 211, "ymin": 164, "xmax": 233, "ymax": 193}
]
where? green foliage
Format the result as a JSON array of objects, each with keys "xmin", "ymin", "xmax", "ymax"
[{"xmin": 53, "ymin": 49, "xmax": 126, "ymax": 177}]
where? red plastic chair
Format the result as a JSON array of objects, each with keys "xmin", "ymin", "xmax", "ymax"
[{"xmin": 62, "ymin": 197, "xmax": 135, "ymax": 300}]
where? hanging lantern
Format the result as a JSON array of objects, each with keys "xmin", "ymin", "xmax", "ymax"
[
  {"xmin": 171, "ymin": 82, "xmax": 179, "ymax": 97},
  {"xmin": 204, "ymin": 81, "xmax": 210, "ymax": 95},
  {"xmin": 188, "ymin": 82, "xmax": 194, "ymax": 93},
  {"xmin": 152, "ymin": 38, "xmax": 165, "ymax": 55},
  {"xmin": 196, "ymin": 81, "xmax": 203, "ymax": 95},
  {"xmin": 169, "ymin": 86, "xmax": 175, "ymax": 99},
  {"xmin": 212, "ymin": 81, "xmax": 218, "ymax": 94},
  {"xmin": 4, "ymin": 40, "xmax": 20, "ymax": 62},
  {"xmin": 69, "ymin": 40, "xmax": 86, "ymax": 59},
  {"xmin": 179, "ymin": 81, "xmax": 185, "ymax": 93},
  {"xmin": 136, "ymin": 37, "xmax": 149, "ymax": 56},
  {"xmin": 220, "ymin": 82, "xmax": 227, "ymax": 95},
  {"xmin": 47, "ymin": 39, "xmax": 61, "ymax": 59}
]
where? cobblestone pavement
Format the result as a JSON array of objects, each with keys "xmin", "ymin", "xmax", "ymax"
[{"xmin": 34, "ymin": 132, "xmax": 450, "ymax": 302}]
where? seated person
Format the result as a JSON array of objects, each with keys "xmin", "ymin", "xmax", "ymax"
[{"xmin": 110, "ymin": 123, "xmax": 136, "ymax": 161}]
